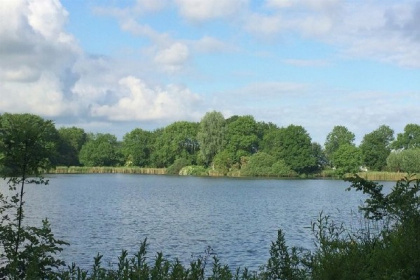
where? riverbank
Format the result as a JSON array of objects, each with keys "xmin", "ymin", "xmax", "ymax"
[{"xmin": 50, "ymin": 166, "xmax": 417, "ymax": 181}]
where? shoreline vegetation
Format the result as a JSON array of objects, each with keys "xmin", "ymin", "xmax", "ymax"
[{"xmin": 49, "ymin": 166, "xmax": 418, "ymax": 181}]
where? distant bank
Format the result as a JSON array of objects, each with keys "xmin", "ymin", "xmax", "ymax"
[{"xmin": 49, "ymin": 166, "xmax": 417, "ymax": 181}]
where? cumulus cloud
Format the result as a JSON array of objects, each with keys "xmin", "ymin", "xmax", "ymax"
[
  {"xmin": 0, "ymin": 0, "xmax": 80, "ymax": 115},
  {"xmin": 0, "ymin": 0, "xmax": 205, "ymax": 130},
  {"xmin": 154, "ymin": 42, "xmax": 190, "ymax": 73},
  {"xmin": 174, "ymin": 0, "xmax": 247, "ymax": 21},
  {"xmin": 91, "ymin": 76, "xmax": 202, "ymax": 121}
]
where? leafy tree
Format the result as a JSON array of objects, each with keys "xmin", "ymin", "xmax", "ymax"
[
  {"xmin": 386, "ymin": 150, "xmax": 403, "ymax": 172},
  {"xmin": 392, "ymin": 123, "xmax": 420, "ymax": 150},
  {"xmin": 324, "ymin": 126, "xmax": 355, "ymax": 164},
  {"xmin": 400, "ymin": 149, "xmax": 420, "ymax": 173},
  {"xmin": 223, "ymin": 115, "xmax": 259, "ymax": 163},
  {"xmin": 79, "ymin": 133, "xmax": 123, "ymax": 166},
  {"xmin": 274, "ymin": 125, "xmax": 317, "ymax": 174},
  {"xmin": 312, "ymin": 142, "xmax": 328, "ymax": 172},
  {"xmin": 121, "ymin": 128, "xmax": 153, "ymax": 167},
  {"xmin": 360, "ymin": 125, "xmax": 394, "ymax": 171},
  {"xmin": 0, "ymin": 113, "xmax": 67, "ymax": 278},
  {"xmin": 331, "ymin": 144, "xmax": 362, "ymax": 176},
  {"xmin": 150, "ymin": 121, "xmax": 199, "ymax": 167},
  {"xmin": 197, "ymin": 111, "xmax": 225, "ymax": 167},
  {"xmin": 387, "ymin": 149, "xmax": 420, "ymax": 173},
  {"xmin": 57, "ymin": 126, "xmax": 87, "ymax": 166},
  {"xmin": 0, "ymin": 113, "xmax": 59, "ymax": 177}
]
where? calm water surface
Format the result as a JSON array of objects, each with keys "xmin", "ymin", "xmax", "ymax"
[{"xmin": 1, "ymin": 174, "xmax": 394, "ymax": 271}]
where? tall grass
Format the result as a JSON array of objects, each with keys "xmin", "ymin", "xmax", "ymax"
[
  {"xmin": 51, "ymin": 166, "xmax": 167, "ymax": 175},
  {"xmin": 355, "ymin": 171, "xmax": 419, "ymax": 181}
]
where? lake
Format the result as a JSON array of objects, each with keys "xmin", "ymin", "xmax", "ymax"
[{"xmin": 1, "ymin": 174, "xmax": 394, "ymax": 271}]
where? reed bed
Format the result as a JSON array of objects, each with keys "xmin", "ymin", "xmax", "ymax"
[
  {"xmin": 355, "ymin": 171, "xmax": 418, "ymax": 181},
  {"xmin": 51, "ymin": 166, "xmax": 167, "ymax": 175}
]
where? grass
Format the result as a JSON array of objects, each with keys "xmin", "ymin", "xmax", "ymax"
[{"xmin": 51, "ymin": 166, "xmax": 167, "ymax": 175}]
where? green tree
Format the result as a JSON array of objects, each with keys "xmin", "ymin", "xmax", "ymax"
[
  {"xmin": 79, "ymin": 133, "xmax": 123, "ymax": 166},
  {"xmin": 275, "ymin": 125, "xmax": 317, "ymax": 174},
  {"xmin": 392, "ymin": 123, "xmax": 420, "ymax": 150},
  {"xmin": 312, "ymin": 142, "xmax": 328, "ymax": 171},
  {"xmin": 324, "ymin": 126, "xmax": 355, "ymax": 164},
  {"xmin": 57, "ymin": 126, "xmax": 87, "ymax": 166},
  {"xmin": 359, "ymin": 125, "xmax": 394, "ymax": 171},
  {"xmin": 121, "ymin": 128, "xmax": 153, "ymax": 167},
  {"xmin": 0, "ymin": 113, "xmax": 59, "ymax": 177},
  {"xmin": 0, "ymin": 113, "xmax": 67, "ymax": 278},
  {"xmin": 223, "ymin": 115, "xmax": 259, "ymax": 163},
  {"xmin": 197, "ymin": 111, "xmax": 225, "ymax": 166},
  {"xmin": 400, "ymin": 149, "xmax": 420, "ymax": 173},
  {"xmin": 150, "ymin": 121, "xmax": 199, "ymax": 167},
  {"xmin": 331, "ymin": 144, "xmax": 362, "ymax": 175},
  {"xmin": 386, "ymin": 150, "xmax": 403, "ymax": 172}
]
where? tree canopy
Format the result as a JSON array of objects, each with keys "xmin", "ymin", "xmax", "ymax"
[
  {"xmin": 360, "ymin": 125, "xmax": 394, "ymax": 171},
  {"xmin": 324, "ymin": 126, "xmax": 355, "ymax": 163},
  {"xmin": 0, "ymin": 113, "xmax": 59, "ymax": 177}
]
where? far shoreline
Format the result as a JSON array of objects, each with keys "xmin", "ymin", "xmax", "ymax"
[{"xmin": 48, "ymin": 166, "xmax": 415, "ymax": 181}]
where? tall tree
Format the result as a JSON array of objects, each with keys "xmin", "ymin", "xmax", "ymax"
[
  {"xmin": 324, "ymin": 126, "xmax": 355, "ymax": 164},
  {"xmin": 57, "ymin": 127, "xmax": 87, "ymax": 166},
  {"xmin": 150, "ymin": 121, "xmax": 199, "ymax": 167},
  {"xmin": 360, "ymin": 125, "xmax": 394, "ymax": 171},
  {"xmin": 223, "ymin": 115, "xmax": 259, "ymax": 163},
  {"xmin": 392, "ymin": 124, "xmax": 420, "ymax": 150},
  {"xmin": 273, "ymin": 125, "xmax": 317, "ymax": 174},
  {"xmin": 0, "ymin": 113, "xmax": 66, "ymax": 277},
  {"xmin": 197, "ymin": 111, "xmax": 225, "ymax": 166},
  {"xmin": 0, "ymin": 113, "xmax": 59, "ymax": 176},
  {"xmin": 79, "ymin": 133, "xmax": 122, "ymax": 166},
  {"xmin": 121, "ymin": 128, "xmax": 153, "ymax": 167},
  {"xmin": 331, "ymin": 144, "xmax": 362, "ymax": 176}
]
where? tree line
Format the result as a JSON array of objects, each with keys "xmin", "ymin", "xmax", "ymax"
[{"xmin": 1, "ymin": 112, "xmax": 420, "ymax": 177}]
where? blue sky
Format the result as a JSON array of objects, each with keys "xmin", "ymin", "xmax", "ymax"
[{"xmin": 1, "ymin": 0, "xmax": 420, "ymax": 144}]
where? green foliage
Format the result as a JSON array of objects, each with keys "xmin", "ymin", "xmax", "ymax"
[
  {"xmin": 386, "ymin": 149, "xmax": 420, "ymax": 173},
  {"xmin": 212, "ymin": 150, "xmax": 234, "ymax": 175},
  {"xmin": 121, "ymin": 128, "xmax": 153, "ymax": 167},
  {"xmin": 0, "ymin": 113, "xmax": 68, "ymax": 279},
  {"xmin": 392, "ymin": 123, "xmax": 420, "ymax": 150},
  {"xmin": 223, "ymin": 115, "xmax": 259, "ymax": 163},
  {"xmin": 166, "ymin": 158, "xmax": 191, "ymax": 175},
  {"xmin": 331, "ymin": 144, "xmax": 362, "ymax": 176},
  {"xmin": 57, "ymin": 127, "xmax": 87, "ymax": 166},
  {"xmin": 0, "ymin": 113, "xmax": 59, "ymax": 176},
  {"xmin": 311, "ymin": 143, "xmax": 327, "ymax": 172},
  {"xmin": 359, "ymin": 125, "xmax": 394, "ymax": 171},
  {"xmin": 151, "ymin": 121, "xmax": 199, "ymax": 167},
  {"xmin": 273, "ymin": 125, "xmax": 317, "ymax": 174},
  {"xmin": 197, "ymin": 111, "xmax": 225, "ymax": 166},
  {"xmin": 240, "ymin": 152, "xmax": 293, "ymax": 177},
  {"xmin": 179, "ymin": 165, "xmax": 208, "ymax": 176},
  {"xmin": 79, "ymin": 133, "xmax": 123, "ymax": 167},
  {"xmin": 324, "ymin": 126, "xmax": 355, "ymax": 165}
]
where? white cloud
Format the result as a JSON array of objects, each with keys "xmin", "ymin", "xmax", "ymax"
[
  {"xmin": 90, "ymin": 76, "xmax": 202, "ymax": 121},
  {"xmin": 175, "ymin": 0, "xmax": 247, "ymax": 21},
  {"xmin": 192, "ymin": 36, "xmax": 234, "ymax": 53},
  {"xmin": 0, "ymin": 0, "xmax": 79, "ymax": 116},
  {"xmin": 154, "ymin": 42, "xmax": 190, "ymax": 73}
]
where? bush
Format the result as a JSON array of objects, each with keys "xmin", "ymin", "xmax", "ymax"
[
  {"xmin": 166, "ymin": 158, "xmax": 190, "ymax": 175},
  {"xmin": 179, "ymin": 165, "xmax": 208, "ymax": 176}
]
